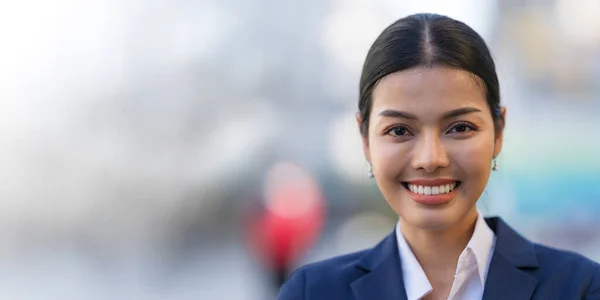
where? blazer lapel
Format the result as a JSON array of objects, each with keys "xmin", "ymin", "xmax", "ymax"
[
  {"xmin": 350, "ymin": 217, "xmax": 539, "ymax": 300},
  {"xmin": 482, "ymin": 217, "xmax": 539, "ymax": 300},
  {"xmin": 351, "ymin": 232, "xmax": 408, "ymax": 300}
]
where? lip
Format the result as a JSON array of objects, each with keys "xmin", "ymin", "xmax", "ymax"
[{"xmin": 402, "ymin": 180, "xmax": 461, "ymax": 206}]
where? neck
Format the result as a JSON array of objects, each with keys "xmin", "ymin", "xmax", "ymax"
[{"xmin": 400, "ymin": 207, "xmax": 479, "ymax": 280}]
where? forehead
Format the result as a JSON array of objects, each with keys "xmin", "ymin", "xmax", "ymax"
[{"xmin": 371, "ymin": 67, "xmax": 489, "ymax": 113}]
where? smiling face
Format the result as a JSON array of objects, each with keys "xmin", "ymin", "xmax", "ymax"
[{"xmin": 359, "ymin": 66, "xmax": 505, "ymax": 231}]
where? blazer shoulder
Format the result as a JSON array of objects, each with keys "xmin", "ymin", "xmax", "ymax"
[
  {"xmin": 293, "ymin": 248, "xmax": 369, "ymax": 279},
  {"xmin": 532, "ymin": 243, "xmax": 600, "ymax": 298},
  {"xmin": 533, "ymin": 242, "xmax": 599, "ymax": 269},
  {"xmin": 278, "ymin": 249, "xmax": 370, "ymax": 299}
]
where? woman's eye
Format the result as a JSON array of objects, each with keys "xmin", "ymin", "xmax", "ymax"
[
  {"xmin": 447, "ymin": 122, "xmax": 476, "ymax": 134},
  {"xmin": 388, "ymin": 126, "xmax": 409, "ymax": 136}
]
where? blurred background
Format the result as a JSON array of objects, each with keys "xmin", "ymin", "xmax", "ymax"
[{"xmin": 0, "ymin": 0, "xmax": 599, "ymax": 299}]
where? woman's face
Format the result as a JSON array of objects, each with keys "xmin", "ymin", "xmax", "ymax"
[{"xmin": 359, "ymin": 67, "xmax": 505, "ymax": 231}]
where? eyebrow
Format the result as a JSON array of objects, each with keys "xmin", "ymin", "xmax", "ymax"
[{"xmin": 378, "ymin": 107, "xmax": 483, "ymax": 120}]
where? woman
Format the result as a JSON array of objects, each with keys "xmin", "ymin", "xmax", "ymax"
[{"xmin": 278, "ymin": 13, "xmax": 600, "ymax": 300}]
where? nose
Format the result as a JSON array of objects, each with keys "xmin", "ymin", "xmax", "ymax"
[{"xmin": 410, "ymin": 131, "xmax": 450, "ymax": 173}]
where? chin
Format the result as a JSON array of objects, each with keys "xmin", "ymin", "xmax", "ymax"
[{"xmin": 396, "ymin": 202, "xmax": 471, "ymax": 231}]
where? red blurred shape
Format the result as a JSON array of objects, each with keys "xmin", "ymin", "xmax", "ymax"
[{"xmin": 245, "ymin": 162, "xmax": 325, "ymax": 283}]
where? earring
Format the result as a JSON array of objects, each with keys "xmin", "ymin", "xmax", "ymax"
[
  {"xmin": 367, "ymin": 165, "xmax": 374, "ymax": 178},
  {"xmin": 492, "ymin": 159, "xmax": 499, "ymax": 171}
]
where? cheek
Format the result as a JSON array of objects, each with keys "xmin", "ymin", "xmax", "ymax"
[
  {"xmin": 369, "ymin": 140, "xmax": 411, "ymax": 176},
  {"xmin": 448, "ymin": 134, "xmax": 495, "ymax": 177}
]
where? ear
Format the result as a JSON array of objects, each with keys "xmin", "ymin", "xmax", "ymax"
[
  {"xmin": 355, "ymin": 112, "xmax": 371, "ymax": 164},
  {"xmin": 493, "ymin": 106, "xmax": 507, "ymax": 158}
]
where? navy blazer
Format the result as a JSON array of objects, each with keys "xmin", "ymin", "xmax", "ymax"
[{"xmin": 278, "ymin": 217, "xmax": 600, "ymax": 300}]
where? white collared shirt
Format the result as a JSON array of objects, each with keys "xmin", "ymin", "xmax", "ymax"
[{"xmin": 395, "ymin": 211, "xmax": 496, "ymax": 300}]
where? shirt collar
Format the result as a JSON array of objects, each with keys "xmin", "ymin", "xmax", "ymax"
[
  {"xmin": 395, "ymin": 220, "xmax": 432, "ymax": 300},
  {"xmin": 469, "ymin": 210, "xmax": 497, "ymax": 283},
  {"xmin": 395, "ymin": 210, "xmax": 496, "ymax": 300}
]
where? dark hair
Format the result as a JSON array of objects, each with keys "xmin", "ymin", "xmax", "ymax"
[{"xmin": 358, "ymin": 13, "xmax": 504, "ymax": 137}]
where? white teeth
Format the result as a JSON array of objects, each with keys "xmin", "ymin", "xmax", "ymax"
[
  {"xmin": 424, "ymin": 186, "xmax": 432, "ymax": 195},
  {"xmin": 407, "ymin": 183, "xmax": 458, "ymax": 195}
]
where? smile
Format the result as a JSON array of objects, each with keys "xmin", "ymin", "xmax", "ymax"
[
  {"xmin": 404, "ymin": 182, "xmax": 458, "ymax": 195},
  {"xmin": 401, "ymin": 180, "xmax": 461, "ymax": 205}
]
